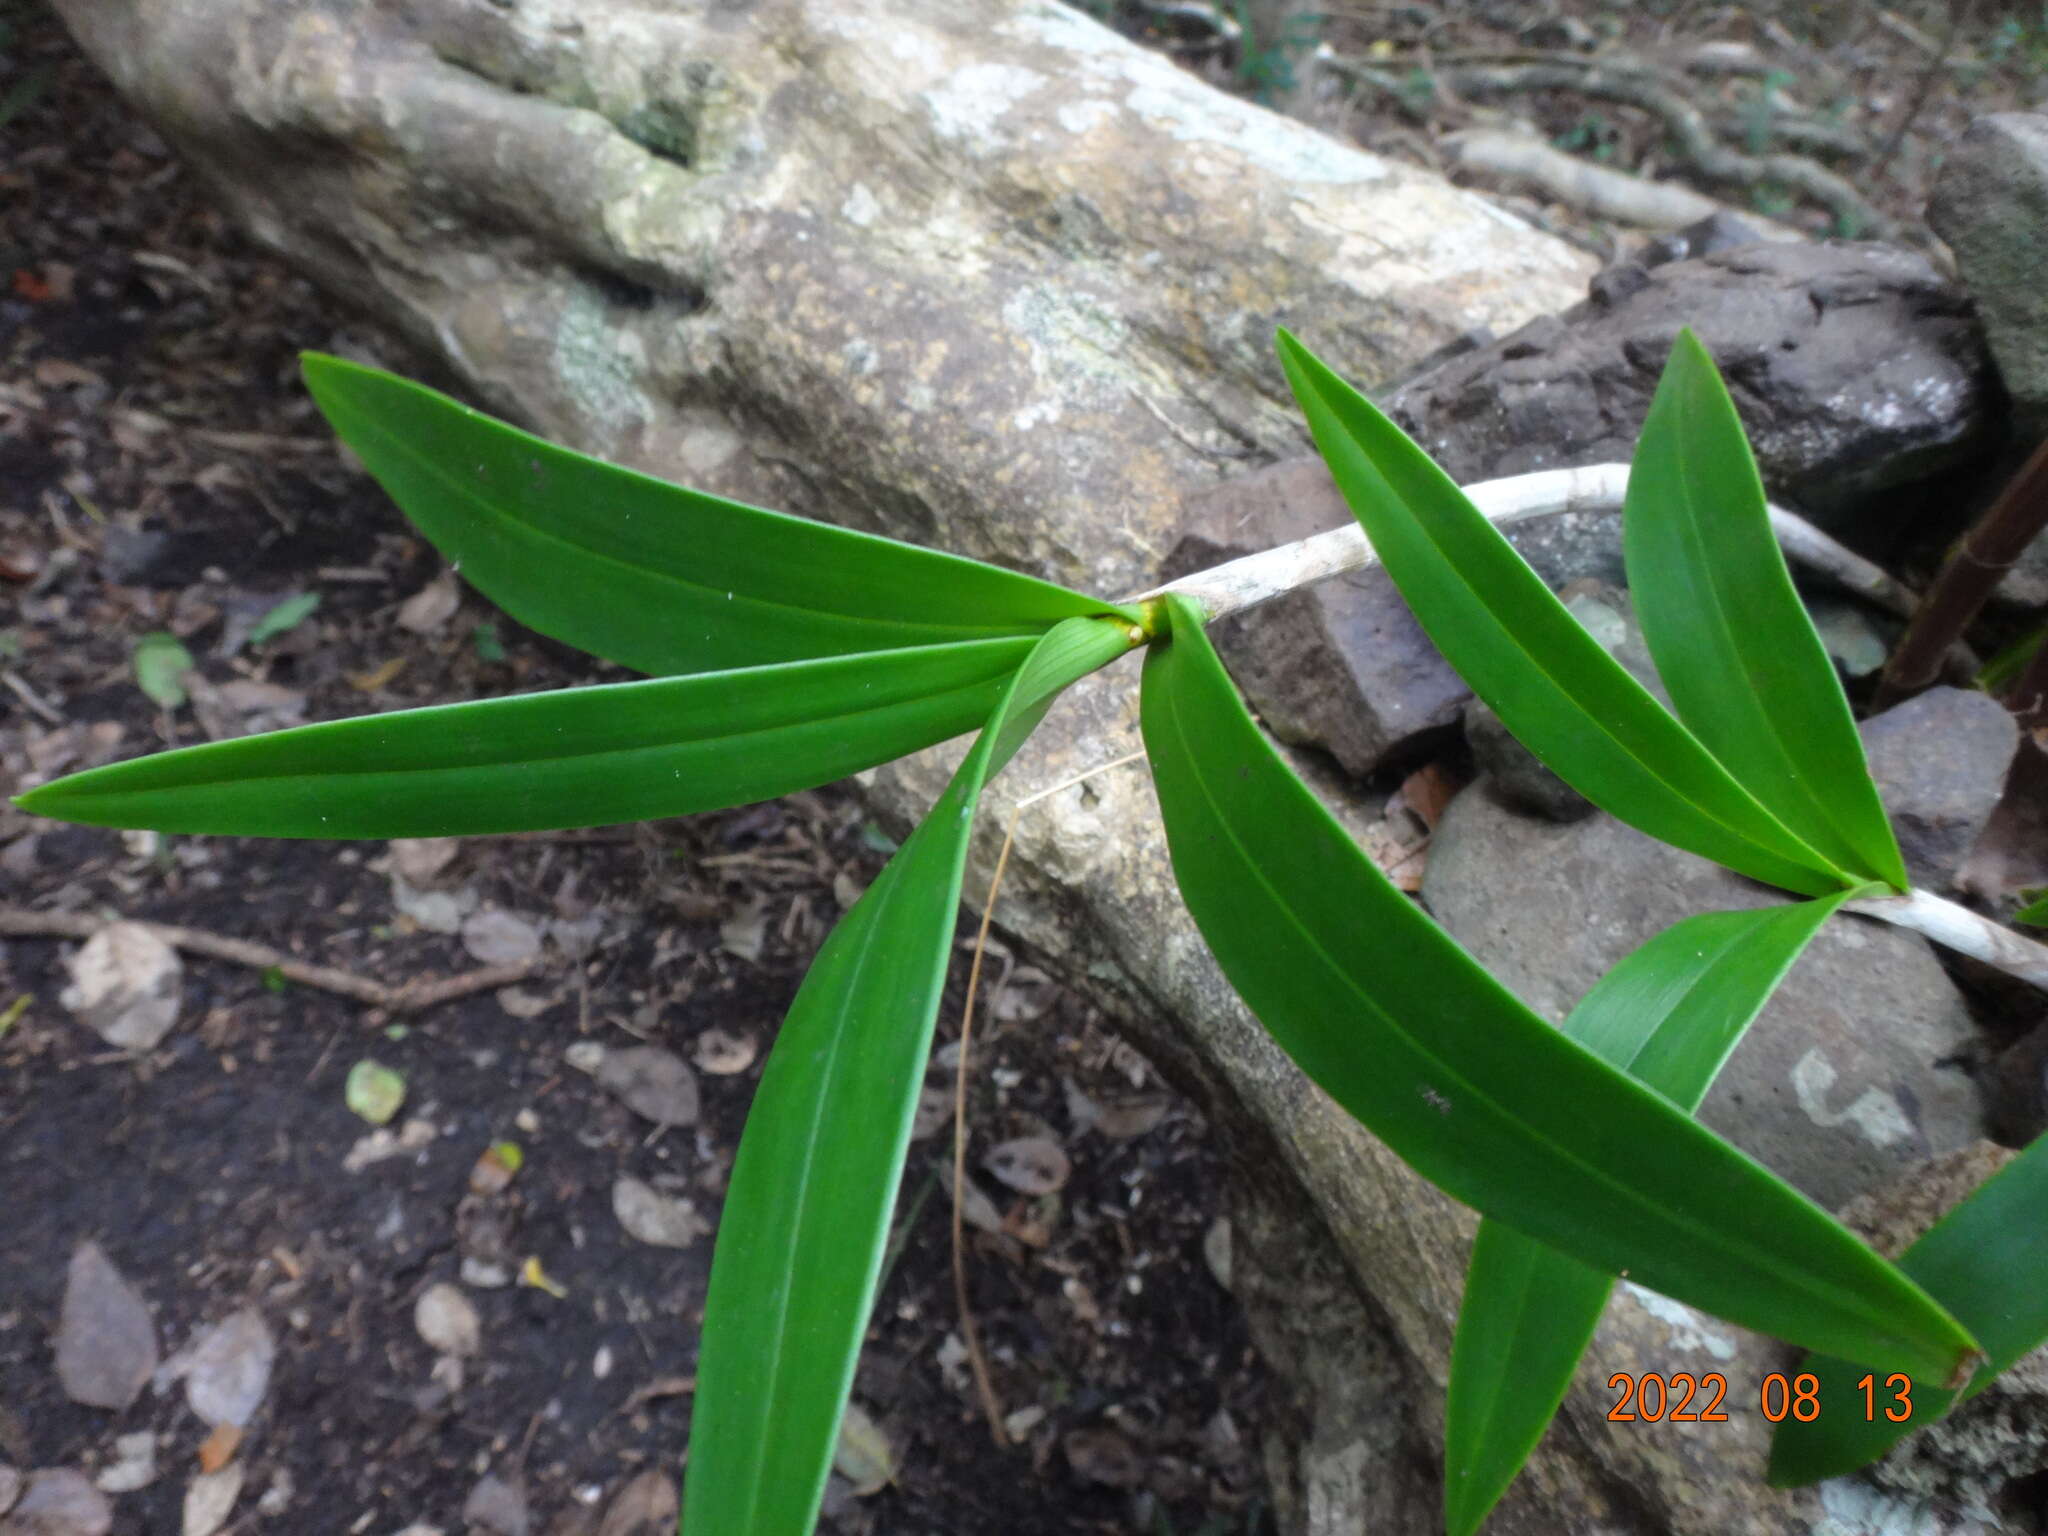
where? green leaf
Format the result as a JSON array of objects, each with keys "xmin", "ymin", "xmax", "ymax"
[
  {"xmin": 246, "ymin": 591, "xmax": 322, "ymax": 649},
  {"xmin": 2015, "ymin": 891, "xmax": 2048, "ymax": 928},
  {"xmin": 132, "ymin": 632, "xmax": 194, "ymax": 711},
  {"xmin": 1770, "ymin": 1129, "xmax": 2048, "ymax": 1487},
  {"xmin": 1273, "ymin": 330, "xmax": 1845, "ymax": 897},
  {"xmin": 1140, "ymin": 594, "xmax": 1975, "ymax": 1384},
  {"xmin": 683, "ymin": 615, "xmax": 1132, "ymax": 1536},
  {"xmin": 1624, "ymin": 331, "xmax": 1907, "ymax": 890},
  {"xmin": 1446, "ymin": 894, "xmax": 1853, "ymax": 1536},
  {"xmin": 301, "ymin": 354, "xmax": 1136, "ymax": 677},
  {"xmin": 15, "ymin": 639, "xmax": 1038, "ymax": 837}
]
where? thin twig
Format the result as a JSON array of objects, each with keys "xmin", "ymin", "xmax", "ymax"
[
  {"xmin": 0, "ymin": 905, "xmax": 535, "ymax": 1013},
  {"xmin": 949, "ymin": 750, "xmax": 1149, "ymax": 1448}
]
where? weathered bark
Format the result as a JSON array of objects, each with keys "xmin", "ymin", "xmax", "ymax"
[{"xmin": 53, "ymin": 2, "xmax": 1909, "ymax": 1530}]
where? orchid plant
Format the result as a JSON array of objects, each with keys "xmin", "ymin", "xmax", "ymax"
[{"xmin": 17, "ymin": 331, "xmax": 2048, "ymax": 1535}]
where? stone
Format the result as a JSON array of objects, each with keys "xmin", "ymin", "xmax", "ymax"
[
  {"xmin": 461, "ymin": 1473, "xmax": 528, "ymax": 1536},
  {"xmin": 1805, "ymin": 595, "xmax": 1894, "ymax": 679},
  {"xmin": 1860, "ymin": 686, "xmax": 2020, "ymax": 890},
  {"xmin": 1462, "ymin": 586, "xmax": 1657, "ymax": 822},
  {"xmin": 1162, "ymin": 460, "xmax": 1465, "ymax": 776},
  {"xmin": 1984, "ymin": 1019, "xmax": 2048, "ymax": 1147},
  {"xmin": 1464, "ymin": 699, "xmax": 1593, "ymax": 822},
  {"xmin": 1422, "ymin": 785, "xmax": 1986, "ymax": 1209},
  {"xmin": 1, "ymin": 1469, "xmax": 112, "ymax": 1536},
  {"xmin": 1381, "ymin": 240, "xmax": 1995, "ymax": 531},
  {"xmin": 54, "ymin": 1243, "xmax": 157, "ymax": 1411},
  {"xmin": 1929, "ymin": 111, "xmax": 2048, "ymax": 438},
  {"xmin": 1164, "ymin": 464, "xmax": 1666, "ymax": 777},
  {"xmin": 59, "ymin": 921, "xmax": 181, "ymax": 1051}
]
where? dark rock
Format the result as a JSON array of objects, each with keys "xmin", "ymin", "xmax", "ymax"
[
  {"xmin": 1422, "ymin": 786, "xmax": 1986, "ymax": 1209},
  {"xmin": 1929, "ymin": 111, "xmax": 2048, "ymax": 437},
  {"xmin": 1465, "ymin": 698, "xmax": 1594, "ymax": 822},
  {"xmin": 1859, "ymin": 686, "xmax": 2020, "ymax": 890},
  {"xmin": 1171, "ymin": 242, "xmax": 1998, "ymax": 778},
  {"xmin": 1162, "ymin": 460, "xmax": 1467, "ymax": 778},
  {"xmin": 1163, "ymin": 468, "xmax": 1651, "ymax": 777},
  {"xmin": 97, "ymin": 523, "xmax": 176, "ymax": 586},
  {"xmin": 1984, "ymin": 1020, "xmax": 2048, "ymax": 1147},
  {"xmin": 1640, "ymin": 211, "xmax": 1767, "ymax": 268},
  {"xmin": 1380, "ymin": 241, "xmax": 1995, "ymax": 530},
  {"xmin": 1462, "ymin": 587, "xmax": 1648, "ymax": 823}
]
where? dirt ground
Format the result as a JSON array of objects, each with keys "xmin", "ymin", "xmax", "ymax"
[
  {"xmin": 5, "ymin": 2, "xmax": 2045, "ymax": 1534},
  {"xmin": 0, "ymin": 10, "xmax": 1267, "ymax": 1534}
]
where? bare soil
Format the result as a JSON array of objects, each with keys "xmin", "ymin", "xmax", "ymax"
[{"xmin": 0, "ymin": 10, "xmax": 1266, "ymax": 1533}]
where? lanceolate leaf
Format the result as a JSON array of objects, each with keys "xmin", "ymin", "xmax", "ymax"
[
  {"xmin": 1140, "ymin": 594, "xmax": 1974, "ymax": 1383},
  {"xmin": 1625, "ymin": 331, "xmax": 1907, "ymax": 890},
  {"xmin": 683, "ymin": 616, "xmax": 1133, "ymax": 1536},
  {"xmin": 1769, "ymin": 1129, "xmax": 2048, "ymax": 1487},
  {"xmin": 12, "ymin": 639, "xmax": 1036, "ymax": 837},
  {"xmin": 301, "ymin": 354, "xmax": 1136, "ymax": 677},
  {"xmin": 1273, "ymin": 330, "xmax": 1845, "ymax": 897},
  {"xmin": 1446, "ymin": 895, "xmax": 1855, "ymax": 1536}
]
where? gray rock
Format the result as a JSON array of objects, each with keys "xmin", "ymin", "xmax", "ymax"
[
  {"xmin": 2, "ymin": 1469, "xmax": 112, "ymax": 1535},
  {"xmin": 1640, "ymin": 210, "xmax": 1769, "ymax": 268},
  {"xmin": 1381, "ymin": 241, "xmax": 1996, "ymax": 530},
  {"xmin": 1464, "ymin": 587, "xmax": 1655, "ymax": 822},
  {"xmin": 461, "ymin": 1472, "xmax": 528, "ymax": 1536},
  {"xmin": 1806, "ymin": 596, "xmax": 1895, "ymax": 679},
  {"xmin": 1422, "ymin": 786, "xmax": 1986, "ymax": 1209},
  {"xmin": 54, "ymin": 1243, "xmax": 156, "ymax": 1411},
  {"xmin": 1929, "ymin": 112, "xmax": 2048, "ymax": 439},
  {"xmin": 1464, "ymin": 699, "xmax": 1594, "ymax": 822},
  {"xmin": 1860, "ymin": 686, "xmax": 2020, "ymax": 890},
  {"xmin": 1163, "ymin": 460, "xmax": 1466, "ymax": 777}
]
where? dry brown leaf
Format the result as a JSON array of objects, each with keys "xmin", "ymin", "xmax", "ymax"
[
  {"xmin": 1393, "ymin": 760, "xmax": 1463, "ymax": 832},
  {"xmin": 347, "ymin": 656, "xmax": 407, "ymax": 691},
  {"xmin": 194, "ymin": 1422, "xmax": 240, "ymax": 1475}
]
